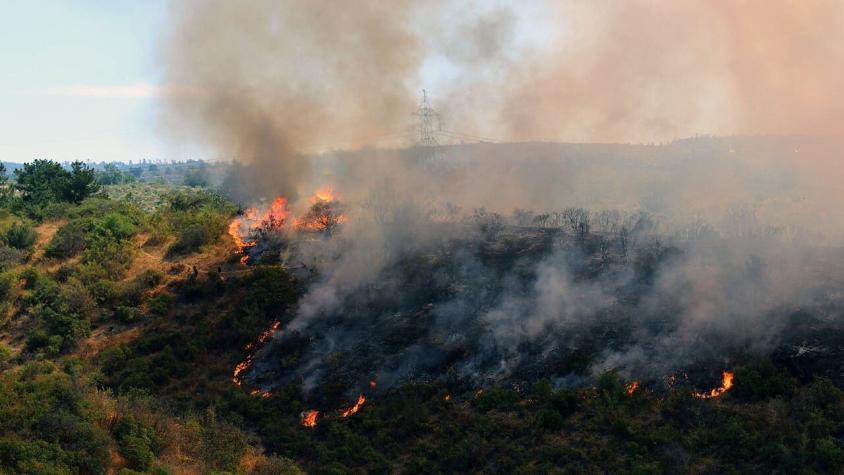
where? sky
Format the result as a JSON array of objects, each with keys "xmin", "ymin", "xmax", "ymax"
[
  {"xmin": 0, "ymin": 0, "xmax": 168, "ymax": 163},
  {"xmin": 0, "ymin": 0, "xmax": 553, "ymax": 163},
  {"xmin": 4, "ymin": 2, "xmax": 839, "ymax": 163}
]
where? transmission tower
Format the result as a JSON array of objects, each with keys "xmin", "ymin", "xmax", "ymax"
[{"xmin": 413, "ymin": 89, "xmax": 440, "ymax": 146}]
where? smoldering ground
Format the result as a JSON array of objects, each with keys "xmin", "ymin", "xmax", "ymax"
[
  {"xmin": 156, "ymin": 2, "xmax": 844, "ymax": 403},
  {"xmin": 238, "ymin": 193, "xmax": 844, "ymax": 406},
  {"xmin": 236, "ymin": 139, "xmax": 844, "ymax": 405}
]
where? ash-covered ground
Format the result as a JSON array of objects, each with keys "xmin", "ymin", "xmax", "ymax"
[{"xmin": 238, "ymin": 208, "xmax": 844, "ymax": 408}]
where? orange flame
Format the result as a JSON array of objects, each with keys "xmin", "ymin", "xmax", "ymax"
[
  {"xmin": 312, "ymin": 185, "xmax": 336, "ymax": 203},
  {"xmin": 339, "ymin": 394, "xmax": 366, "ymax": 417},
  {"xmin": 302, "ymin": 410, "xmax": 319, "ymax": 428},
  {"xmin": 444, "ymin": 394, "xmax": 451, "ymax": 401},
  {"xmin": 694, "ymin": 371, "xmax": 734, "ymax": 399},
  {"xmin": 228, "ymin": 187, "xmax": 348, "ymax": 260},
  {"xmin": 294, "ymin": 187, "xmax": 347, "ymax": 234},
  {"xmin": 250, "ymin": 388, "xmax": 273, "ymax": 398},
  {"xmin": 228, "ymin": 198, "xmax": 289, "ymax": 262},
  {"xmin": 626, "ymin": 381, "xmax": 639, "ymax": 395},
  {"xmin": 232, "ymin": 320, "xmax": 280, "ymax": 394}
]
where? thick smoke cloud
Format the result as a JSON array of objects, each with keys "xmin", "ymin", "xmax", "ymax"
[
  {"xmin": 492, "ymin": 1, "xmax": 844, "ymax": 143},
  {"xmin": 159, "ymin": 0, "xmax": 427, "ymax": 200},
  {"xmin": 158, "ymin": 2, "xmax": 844, "ymax": 399},
  {"xmin": 160, "ymin": 0, "xmax": 844, "ymax": 201}
]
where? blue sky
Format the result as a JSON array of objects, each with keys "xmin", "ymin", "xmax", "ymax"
[{"xmin": 0, "ymin": 1, "xmax": 168, "ymax": 163}]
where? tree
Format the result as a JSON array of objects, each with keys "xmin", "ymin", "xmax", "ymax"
[
  {"xmin": 97, "ymin": 163, "xmax": 135, "ymax": 185},
  {"xmin": 0, "ymin": 162, "xmax": 11, "ymax": 204},
  {"xmin": 61, "ymin": 161, "xmax": 100, "ymax": 203},
  {"xmin": 562, "ymin": 207, "xmax": 590, "ymax": 238},
  {"xmin": 512, "ymin": 208, "xmax": 535, "ymax": 227},
  {"xmin": 14, "ymin": 159, "xmax": 68, "ymax": 205},
  {"xmin": 183, "ymin": 165, "xmax": 209, "ymax": 187}
]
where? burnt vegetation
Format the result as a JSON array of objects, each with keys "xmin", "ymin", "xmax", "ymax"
[{"xmin": 1, "ymin": 149, "xmax": 844, "ymax": 473}]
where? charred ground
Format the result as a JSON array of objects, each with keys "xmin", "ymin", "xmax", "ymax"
[{"xmin": 2, "ymin": 142, "xmax": 844, "ymax": 473}]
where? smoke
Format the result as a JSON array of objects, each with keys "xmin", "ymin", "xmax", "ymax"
[
  {"xmin": 157, "ymin": 2, "xmax": 844, "ymax": 398},
  {"xmin": 160, "ymin": 1, "xmax": 844, "ymax": 150},
  {"xmin": 159, "ymin": 0, "xmax": 427, "ymax": 200},
  {"xmin": 490, "ymin": 1, "xmax": 844, "ymax": 143}
]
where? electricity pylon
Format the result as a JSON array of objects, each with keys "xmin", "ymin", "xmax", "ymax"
[{"xmin": 413, "ymin": 89, "xmax": 440, "ymax": 147}]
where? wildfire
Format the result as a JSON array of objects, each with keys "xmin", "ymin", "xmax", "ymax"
[
  {"xmin": 667, "ymin": 372, "xmax": 689, "ymax": 388},
  {"xmin": 232, "ymin": 320, "xmax": 281, "ymax": 394},
  {"xmin": 694, "ymin": 371, "xmax": 734, "ymax": 399},
  {"xmin": 228, "ymin": 198, "xmax": 288, "ymax": 262},
  {"xmin": 245, "ymin": 321, "xmax": 280, "ymax": 351},
  {"xmin": 311, "ymin": 185, "xmax": 336, "ymax": 203},
  {"xmin": 301, "ymin": 410, "xmax": 319, "ymax": 428},
  {"xmin": 294, "ymin": 187, "xmax": 347, "ymax": 234},
  {"xmin": 339, "ymin": 394, "xmax": 366, "ymax": 417},
  {"xmin": 228, "ymin": 186, "xmax": 347, "ymax": 261},
  {"xmin": 625, "ymin": 381, "xmax": 639, "ymax": 395}
]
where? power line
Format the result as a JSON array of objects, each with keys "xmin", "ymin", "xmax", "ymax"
[{"xmin": 412, "ymin": 89, "xmax": 440, "ymax": 146}]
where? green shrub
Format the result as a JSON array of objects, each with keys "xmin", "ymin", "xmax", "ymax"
[
  {"xmin": 139, "ymin": 269, "xmax": 165, "ymax": 288},
  {"xmin": 45, "ymin": 220, "xmax": 89, "ymax": 259},
  {"xmin": 252, "ymin": 456, "xmax": 305, "ymax": 475},
  {"xmin": 166, "ymin": 188, "xmax": 234, "ymax": 214},
  {"xmin": 168, "ymin": 224, "xmax": 208, "ymax": 256},
  {"xmin": 0, "ymin": 344, "xmax": 11, "ymax": 369},
  {"xmin": 22, "ymin": 273, "xmax": 94, "ymax": 352},
  {"xmin": 40, "ymin": 201, "xmax": 72, "ymax": 219},
  {"xmin": 114, "ymin": 417, "xmax": 160, "ymax": 471},
  {"xmin": 90, "ymin": 213, "xmax": 137, "ymax": 241},
  {"xmin": 146, "ymin": 294, "xmax": 174, "ymax": 317},
  {"xmin": 538, "ymin": 408, "xmax": 565, "ymax": 430},
  {"xmin": 0, "ymin": 245, "xmax": 25, "ymax": 270},
  {"xmin": 70, "ymin": 197, "xmax": 144, "ymax": 224},
  {"xmin": 80, "ymin": 237, "xmax": 136, "ymax": 281},
  {"xmin": 115, "ymin": 306, "xmax": 143, "ymax": 323},
  {"xmin": 4, "ymin": 222, "xmax": 37, "ymax": 250}
]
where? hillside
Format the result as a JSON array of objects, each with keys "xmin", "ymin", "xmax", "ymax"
[{"xmin": 1, "ymin": 153, "xmax": 844, "ymax": 473}]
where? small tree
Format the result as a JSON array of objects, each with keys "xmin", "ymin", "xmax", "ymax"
[
  {"xmin": 96, "ymin": 163, "xmax": 135, "ymax": 185},
  {"xmin": 61, "ymin": 161, "xmax": 100, "ymax": 203},
  {"xmin": 0, "ymin": 162, "xmax": 11, "ymax": 204}
]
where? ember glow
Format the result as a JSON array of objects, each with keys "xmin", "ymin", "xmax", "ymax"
[
  {"xmin": 694, "ymin": 371, "xmax": 734, "ymax": 400},
  {"xmin": 311, "ymin": 185, "xmax": 336, "ymax": 204},
  {"xmin": 301, "ymin": 410, "xmax": 319, "ymax": 428},
  {"xmin": 232, "ymin": 320, "xmax": 281, "ymax": 393},
  {"xmin": 339, "ymin": 394, "xmax": 366, "ymax": 418},
  {"xmin": 626, "ymin": 381, "xmax": 639, "ymax": 396}
]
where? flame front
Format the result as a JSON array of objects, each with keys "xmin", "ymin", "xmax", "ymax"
[
  {"xmin": 228, "ymin": 197, "xmax": 289, "ymax": 262},
  {"xmin": 228, "ymin": 186, "xmax": 347, "ymax": 260},
  {"xmin": 232, "ymin": 320, "xmax": 280, "ymax": 394},
  {"xmin": 694, "ymin": 371, "xmax": 734, "ymax": 399},
  {"xmin": 626, "ymin": 381, "xmax": 639, "ymax": 395},
  {"xmin": 294, "ymin": 186, "xmax": 347, "ymax": 234},
  {"xmin": 302, "ymin": 410, "xmax": 319, "ymax": 428},
  {"xmin": 339, "ymin": 394, "xmax": 366, "ymax": 417}
]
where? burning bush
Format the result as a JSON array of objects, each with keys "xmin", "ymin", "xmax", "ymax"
[{"xmin": 295, "ymin": 198, "xmax": 345, "ymax": 236}]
